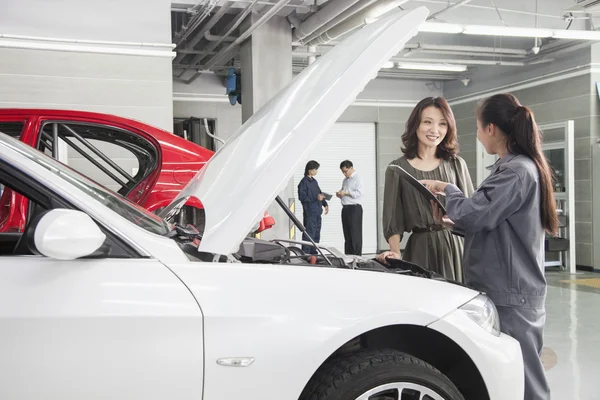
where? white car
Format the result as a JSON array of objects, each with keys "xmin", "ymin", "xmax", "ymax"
[{"xmin": 0, "ymin": 7, "xmax": 524, "ymax": 400}]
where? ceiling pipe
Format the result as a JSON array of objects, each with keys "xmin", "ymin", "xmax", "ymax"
[
  {"xmin": 174, "ymin": 0, "xmax": 221, "ymax": 45},
  {"xmin": 307, "ymin": 45, "xmax": 317, "ymax": 65},
  {"xmin": 299, "ymin": 0, "xmax": 380, "ymax": 45},
  {"xmin": 185, "ymin": 0, "xmax": 291, "ymax": 84},
  {"xmin": 177, "ymin": 49, "xmax": 217, "ymax": 55},
  {"xmin": 291, "ymin": 0, "xmax": 363, "ymax": 41},
  {"xmin": 183, "ymin": 0, "xmax": 258, "ymax": 72},
  {"xmin": 427, "ymin": 0, "xmax": 473, "ymax": 20},
  {"xmin": 305, "ymin": 0, "xmax": 411, "ymax": 47},
  {"xmin": 413, "ymin": 0, "xmax": 563, "ymax": 20},
  {"xmin": 204, "ymin": 31, "xmax": 237, "ymax": 42},
  {"xmin": 173, "ymin": 1, "xmax": 234, "ymax": 64},
  {"xmin": 286, "ymin": 11, "xmax": 303, "ymax": 30}
]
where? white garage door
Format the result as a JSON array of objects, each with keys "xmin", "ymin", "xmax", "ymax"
[{"xmin": 293, "ymin": 122, "xmax": 377, "ymax": 254}]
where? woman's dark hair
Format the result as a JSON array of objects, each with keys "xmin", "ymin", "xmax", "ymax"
[
  {"xmin": 477, "ymin": 93, "xmax": 558, "ymax": 235},
  {"xmin": 304, "ymin": 160, "xmax": 320, "ymax": 176},
  {"xmin": 402, "ymin": 97, "xmax": 459, "ymax": 160}
]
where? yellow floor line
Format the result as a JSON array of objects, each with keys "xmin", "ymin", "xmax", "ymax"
[{"xmin": 559, "ymin": 278, "xmax": 600, "ymax": 288}]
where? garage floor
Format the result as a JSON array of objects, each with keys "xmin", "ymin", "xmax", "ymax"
[{"xmin": 544, "ymin": 271, "xmax": 600, "ymax": 399}]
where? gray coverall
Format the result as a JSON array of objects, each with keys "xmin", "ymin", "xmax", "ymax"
[{"xmin": 444, "ymin": 153, "xmax": 550, "ymax": 400}]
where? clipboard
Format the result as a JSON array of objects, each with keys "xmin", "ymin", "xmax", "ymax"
[
  {"xmin": 388, "ymin": 164, "xmax": 447, "ymax": 214},
  {"xmin": 388, "ymin": 165, "xmax": 464, "ymax": 237}
]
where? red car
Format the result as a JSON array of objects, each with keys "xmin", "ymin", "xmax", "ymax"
[{"xmin": 0, "ymin": 109, "xmax": 274, "ymax": 234}]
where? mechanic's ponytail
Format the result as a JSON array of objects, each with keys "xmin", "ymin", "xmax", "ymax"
[{"xmin": 477, "ymin": 93, "xmax": 558, "ymax": 235}]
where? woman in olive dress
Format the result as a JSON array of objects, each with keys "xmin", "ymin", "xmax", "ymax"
[{"xmin": 376, "ymin": 97, "xmax": 474, "ymax": 282}]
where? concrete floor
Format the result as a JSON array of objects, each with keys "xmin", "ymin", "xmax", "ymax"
[{"xmin": 544, "ymin": 271, "xmax": 600, "ymax": 400}]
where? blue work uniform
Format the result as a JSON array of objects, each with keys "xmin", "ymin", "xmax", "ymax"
[
  {"xmin": 298, "ymin": 175, "xmax": 328, "ymax": 254},
  {"xmin": 444, "ymin": 153, "xmax": 550, "ymax": 400}
]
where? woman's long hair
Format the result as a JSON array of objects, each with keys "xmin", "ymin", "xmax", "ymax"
[
  {"xmin": 402, "ymin": 97, "xmax": 459, "ymax": 160},
  {"xmin": 477, "ymin": 93, "xmax": 558, "ymax": 235},
  {"xmin": 304, "ymin": 160, "xmax": 320, "ymax": 176}
]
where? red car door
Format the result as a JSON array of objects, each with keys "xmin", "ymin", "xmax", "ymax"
[{"xmin": 0, "ymin": 118, "xmax": 37, "ymax": 232}]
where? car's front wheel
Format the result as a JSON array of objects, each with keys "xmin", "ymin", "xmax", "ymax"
[{"xmin": 299, "ymin": 349, "xmax": 465, "ymax": 400}]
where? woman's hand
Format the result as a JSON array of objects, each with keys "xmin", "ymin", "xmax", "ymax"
[
  {"xmin": 420, "ymin": 179, "xmax": 448, "ymax": 195},
  {"xmin": 376, "ymin": 250, "xmax": 400, "ymax": 264},
  {"xmin": 431, "ymin": 200, "xmax": 455, "ymax": 229}
]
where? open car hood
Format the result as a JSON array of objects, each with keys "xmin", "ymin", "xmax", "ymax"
[{"xmin": 159, "ymin": 7, "xmax": 429, "ymax": 256}]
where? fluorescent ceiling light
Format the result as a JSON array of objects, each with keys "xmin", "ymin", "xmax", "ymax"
[
  {"xmin": 419, "ymin": 22, "xmax": 464, "ymax": 34},
  {"xmin": 463, "ymin": 25, "xmax": 553, "ymax": 38},
  {"xmin": 552, "ymin": 29, "xmax": 600, "ymax": 40},
  {"xmin": 418, "ymin": 22, "xmax": 600, "ymax": 40},
  {"xmin": 396, "ymin": 62, "xmax": 467, "ymax": 72},
  {"xmin": 381, "ymin": 61, "xmax": 395, "ymax": 69}
]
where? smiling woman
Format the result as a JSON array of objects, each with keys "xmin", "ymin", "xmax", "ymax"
[{"xmin": 377, "ymin": 97, "xmax": 474, "ymax": 282}]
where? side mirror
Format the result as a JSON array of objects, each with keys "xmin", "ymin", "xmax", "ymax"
[{"xmin": 32, "ymin": 209, "xmax": 106, "ymax": 260}]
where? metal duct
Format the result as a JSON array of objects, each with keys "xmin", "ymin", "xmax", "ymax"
[
  {"xmin": 291, "ymin": 0, "xmax": 363, "ymax": 40},
  {"xmin": 305, "ymin": 0, "xmax": 411, "ymax": 47},
  {"xmin": 173, "ymin": 1, "xmax": 234, "ymax": 64},
  {"xmin": 184, "ymin": 0, "xmax": 259, "ymax": 71},
  {"xmin": 175, "ymin": 0, "xmax": 221, "ymax": 45},
  {"xmin": 185, "ymin": 0, "xmax": 292, "ymax": 84},
  {"xmin": 299, "ymin": 0, "xmax": 380, "ymax": 45}
]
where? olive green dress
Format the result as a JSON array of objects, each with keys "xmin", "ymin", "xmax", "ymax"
[{"xmin": 382, "ymin": 156, "xmax": 474, "ymax": 282}]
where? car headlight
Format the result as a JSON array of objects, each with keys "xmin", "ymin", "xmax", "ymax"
[{"xmin": 459, "ymin": 294, "xmax": 500, "ymax": 336}]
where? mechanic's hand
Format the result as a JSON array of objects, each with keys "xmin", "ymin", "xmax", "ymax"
[
  {"xmin": 324, "ymin": 205, "xmax": 329, "ymax": 215},
  {"xmin": 420, "ymin": 179, "xmax": 448, "ymax": 195},
  {"xmin": 431, "ymin": 200, "xmax": 454, "ymax": 229},
  {"xmin": 318, "ymin": 194, "xmax": 325, "ymax": 201},
  {"xmin": 376, "ymin": 250, "xmax": 400, "ymax": 264}
]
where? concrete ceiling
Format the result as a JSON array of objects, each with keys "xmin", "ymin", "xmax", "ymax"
[{"xmin": 171, "ymin": 0, "xmax": 600, "ymax": 83}]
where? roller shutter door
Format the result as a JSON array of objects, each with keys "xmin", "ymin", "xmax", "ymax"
[{"xmin": 293, "ymin": 122, "xmax": 377, "ymax": 254}]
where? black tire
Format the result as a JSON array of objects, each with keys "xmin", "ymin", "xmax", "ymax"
[{"xmin": 299, "ymin": 349, "xmax": 465, "ymax": 400}]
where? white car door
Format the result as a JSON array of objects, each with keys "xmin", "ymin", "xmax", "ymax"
[
  {"xmin": 0, "ymin": 126, "xmax": 205, "ymax": 399},
  {"xmin": 0, "ymin": 254, "xmax": 204, "ymax": 399}
]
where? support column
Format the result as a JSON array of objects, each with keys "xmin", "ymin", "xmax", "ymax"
[{"xmin": 240, "ymin": 13, "xmax": 294, "ymax": 240}]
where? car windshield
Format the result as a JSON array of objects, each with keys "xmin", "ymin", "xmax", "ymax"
[{"xmin": 0, "ymin": 132, "xmax": 170, "ymax": 236}]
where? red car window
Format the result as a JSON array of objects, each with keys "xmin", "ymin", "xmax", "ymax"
[{"xmin": 37, "ymin": 121, "xmax": 158, "ymax": 197}]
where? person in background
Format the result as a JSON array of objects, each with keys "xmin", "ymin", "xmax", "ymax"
[
  {"xmin": 422, "ymin": 93, "xmax": 555, "ymax": 400},
  {"xmin": 376, "ymin": 97, "xmax": 474, "ymax": 282},
  {"xmin": 336, "ymin": 160, "xmax": 364, "ymax": 256},
  {"xmin": 298, "ymin": 160, "xmax": 328, "ymax": 254}
]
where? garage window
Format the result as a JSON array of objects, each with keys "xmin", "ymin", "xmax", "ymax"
[{"xmin": 0, "ymin": 122, "xmax": 25, "ymax": 139}]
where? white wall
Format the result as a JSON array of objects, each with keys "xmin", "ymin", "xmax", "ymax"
[
  {"xmin": 0, "ymin": 0, "xmax": 174, "ymax": 131},
  {"xmin": 173, "ymin": 74, "xmax": 243, "ymax": 142},
  {"xmin": 172, "ymin": 75, "xmax": 443, "ymax": 142},
  {"xmin": 0, "ymin": 0, "xmax": 171, "ymax": 42}
]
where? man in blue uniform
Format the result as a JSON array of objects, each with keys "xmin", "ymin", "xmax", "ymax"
[{"xmin": 298, "ymin": 160, "xmax": 328, "ymax": 254}]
